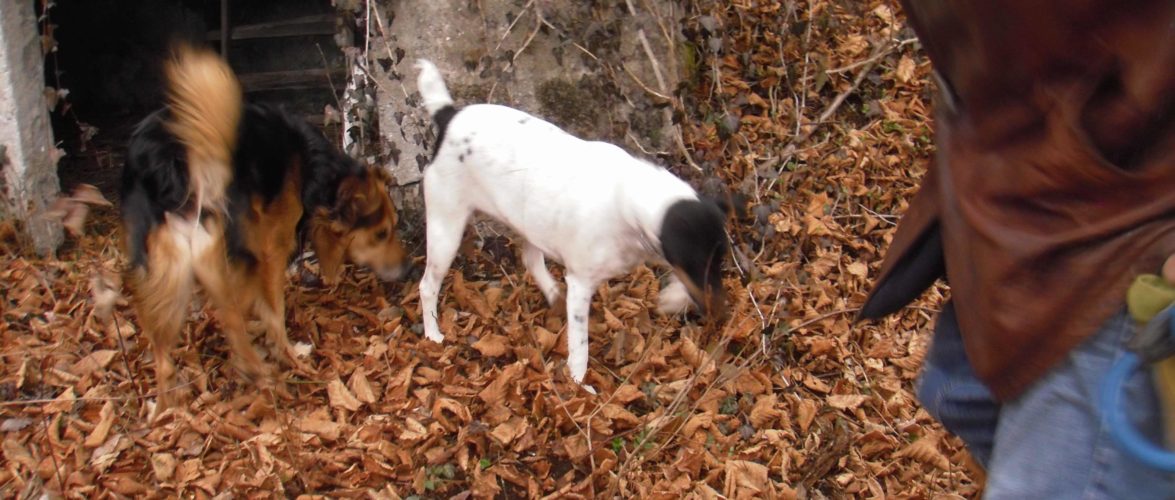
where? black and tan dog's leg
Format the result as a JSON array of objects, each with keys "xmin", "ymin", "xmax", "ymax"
[
  {"xmin": 255, "ymin": 254, "xmax": 312, "ymax": 373},
  {"xmin": 191, "ymin": 219, "xmax": 274, "ymax": 387},
  {"xmin": 252, "ymin": 173, "xmax": 310, "ymax": 372},
  {"xmin": 133, "ymin": 224, "xmax": 197, "ymax": 410}
]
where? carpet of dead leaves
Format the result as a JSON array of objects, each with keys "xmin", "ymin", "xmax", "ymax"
[{"xmin": 1, "ymin": 1, "xmax": 985, "ymax": 498}]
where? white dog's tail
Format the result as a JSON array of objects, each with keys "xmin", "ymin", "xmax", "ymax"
[{"xmin": 416, "ymin": 59, "xmax": 454, "ymax": 116}]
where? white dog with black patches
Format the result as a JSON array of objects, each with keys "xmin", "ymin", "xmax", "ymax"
[{"xmin": 416, "ymin": 60, "xmax": 728, "ymax": 390}]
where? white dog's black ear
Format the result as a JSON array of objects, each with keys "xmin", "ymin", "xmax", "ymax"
[{"xmin": 660, "ymin": 199, "xmax": 729, "ymax": 318}]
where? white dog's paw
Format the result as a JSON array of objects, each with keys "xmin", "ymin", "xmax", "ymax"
[
  {"xmin": 581, "ymin": 384, "xmax": 597, "ymax": 395},
  {"xmin": 657, "ymin": 278, "xmax": 693, "ymax": 315},
  {"xmin": 424, "ymin": 327, "xmax": 445, "ymax": 343}
]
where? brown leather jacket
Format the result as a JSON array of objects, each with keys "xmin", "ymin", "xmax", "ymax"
[{"xmin": 861, "ymin": 0, "xmax": 1175, "ymax": 399}]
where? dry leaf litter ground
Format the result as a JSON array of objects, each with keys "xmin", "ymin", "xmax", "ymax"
[{"xmin": 1, "ymin": 1, "xmax": 984, "ymax": 498}]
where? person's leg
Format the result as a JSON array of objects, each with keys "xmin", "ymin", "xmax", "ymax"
[
  {"xmin": 984, "ymin": 308, "xmax": 1175, "ymax": 499},
  {"xmin": 916, "ymin": 301, "xmax": 1000, "ymax": 466}
]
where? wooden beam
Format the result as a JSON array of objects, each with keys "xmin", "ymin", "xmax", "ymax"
[
  {"xmin": 206, "ymin": 14, "xmax": 336, "ymax": 42},
  {"xmin": 219, "ymin": 0, "xmax": 229, "ymax": 60},
  {"xmin": 237, "ymin": 68, "xmax": 346, "ymax": 92}
]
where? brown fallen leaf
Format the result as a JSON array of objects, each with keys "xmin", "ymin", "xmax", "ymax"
[
  {"xmin": 610, "ymin": 384, "xmax": 645, "ymax": 405},
  {"xmin": 328, "ymin": 377, "xmax": 363, "ymax": 411},
  {"xmin": 45, "ymin": 387, "xmax": 77, "ymax": 414},
  {"xmin": 472, "ymin": 333, "xmax": 511, "ymax": 357},
  {"xmin": 349, "ymin": 369, "xmax": 378, "ymax": 404},
  {"xmin": 432, "ymin": 397, "xmax": 472, "ymax": 431},
  {"xmin": 801, "ymin": 374, "xmax": 832, "ymax": 393},
  {"xmin": 89, "ymin": 270, "xmax": 123, "ymax": 322},
  {"xmin": 399, "ymin": 417, "xmax": 428, "ymax": 441},
  {"xmin": 490, "ymin": 416, "xmax": 528, "ymax": 446},
  {"xmin": 83, "ymin": 401, "xmax": 116, "ymax": 448},
  {"xmin": 90, "ymin": 434, "xmax": 124, "ymax": 473},
  {"xmin": 724, "ymin": 460, "xmax": 773, "ymax": 499},
  {"xmin": 895, "ymin": 55, "xmax": 917, "ymax": 84},
  {"xmin": 45, "ymin": 183, "xmax": 111, "ymax": 236},
  {"xmin": 827, "ymin": 394, "xmax": 869, "ymax": 411},
  {"xmin": 103, "ymin": 473, "xmax": 150, "ymax": 496},
  {"xmin": 599, "ymin": 404, "xmax": 641, "ymax": 428},
  {"xmin": 478, "ymin": 361, "xmax": 524, "ymax": 405},
  {"xmin": 71, "ymin": 349, "xmax": 118, "ymax": 378},
  {"xmin": 750, "ymin": 394, "xmax": 782, "ymax": 429},
  {"xmin": 897, "ymin": 434, "xmax": 950, "ymax": 471},
  {"xmin": 176, "ymin": 459, "xmax": 203, "ymax": 484},
  {"xmin": 297, "ymin": 414, "xmax": 345, "ymax": 441},
  {"xmin": 533, "ymin": 326, "xmax": 558, "ymax": 354},
  {"xmin": 846, "ymin": 261, "xmax": 869, "ymax": 279},
  {"xmin": 796, "ymin": 398, "xmax": 817, "ymax": 434},
  {"xmin": 151, "ymin": 452, "xmax": 177, "ymax": 482},
  {"xmin": 2, "ymin": 437, "xmax": 36, "ymax": 470}
]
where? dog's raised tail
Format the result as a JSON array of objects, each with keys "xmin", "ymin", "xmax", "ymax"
[
  {"xmin": 164, "ymin": 44, "xmax": 242, "ymax": 212},
  {"xmin": 416, "ymin": 59, "xmax": 454, "ymax": 117}
]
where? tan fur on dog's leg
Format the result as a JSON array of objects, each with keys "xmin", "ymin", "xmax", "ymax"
[
  {"xmin": 133, "ymin": 225, "xmax": 197, "ymax": 411},
  {"xmin": 309, "ymin": 211, "xmax": 347, "ymax": 286},
  {"xmin": 256, "ymin": 257, "xmax": 311, "ymax": 373},
  {"xmin": 191, "ymin": 217, "xmax": 274, "ymax": 386},
  {"xmin": 249, "ymin": 164, "xmax": 309, "ymax": 372}
]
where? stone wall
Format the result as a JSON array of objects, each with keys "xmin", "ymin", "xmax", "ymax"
[
  {"xmin": 366, "ymin": 0, "xmax": 686, "ymax": 225},
  {"xmin": 0, "ymin": 0, "xmax": 62, "ymax": 255}
]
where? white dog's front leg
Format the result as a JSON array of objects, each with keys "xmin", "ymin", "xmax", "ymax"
[
  {"xmin": 565, "ymin": 276, "xmax": 596, "ymax": 392},
  {"xmin": 420, "ymin": 263, "xmax": 447, "ymax": 343},
  {"xmin": 419, "ymin": 187, "xmax": 470, "ymax": 343}
]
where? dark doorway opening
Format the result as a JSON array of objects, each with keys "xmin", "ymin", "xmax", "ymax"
[{"xmin": 42, "ymin": 0, "xmax": 348, "ymax": 198}]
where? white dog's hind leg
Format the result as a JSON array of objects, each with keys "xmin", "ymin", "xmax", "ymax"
[
  {"xmin": 564, "ymin": 275, "xmax": 597, "ymax": 393},
  {"xmin": 522, "ymin": 243, "xmax": 561, "ymax": 306}
]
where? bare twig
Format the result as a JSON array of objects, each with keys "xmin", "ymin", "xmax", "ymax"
[
  {"xmin": 621, "ymin": 0, "xmax": 701, "ymax": 172},
  {"xmin": 493, "ymin": 0, "xmax": 537, "ymax": 53},
  {"xmin": 0, "ymin": 373, "xmax": 211, "ymax": 407},
  {"xmin": 825, "ymin": 37, "xmax": 918, "ymax": 75},
  {"xmin": 620, "ymin": 64, "xmax": 673, "ymax": 102},
  {"xmin": 789, "ymin": 307, "xmax": 862, "ymax": 331},
  {"xmin": 510, "ymin": 13, "xmax": 543, "ymax": 67}
]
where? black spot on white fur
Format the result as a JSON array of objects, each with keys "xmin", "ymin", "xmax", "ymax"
[{"xmin": 660, "ymin": 199, "xmax": 728, "ymax": 309}]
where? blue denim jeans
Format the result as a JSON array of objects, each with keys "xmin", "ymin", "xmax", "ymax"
[{"xmin": 917, "ymin": 301, "xmax": 1175, "ymax": 498}]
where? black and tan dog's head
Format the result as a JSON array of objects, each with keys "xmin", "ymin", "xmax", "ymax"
[
  {"xmin": 310, "ymin": 166, "xmax": 407, "ymax": 285},
  {"xmin": 660, "ymin": 197, "xmax": 729, "ymax": 321}
]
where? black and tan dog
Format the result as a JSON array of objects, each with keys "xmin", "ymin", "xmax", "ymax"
[{"xmin": 120, "ymin": 46, "xmax": 406, "ymax": 409}]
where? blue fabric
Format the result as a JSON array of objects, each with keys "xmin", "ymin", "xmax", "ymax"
[
  {"xmin": 917, "ymin": 302, "xmax": 1175, "ymax": 498},
  {"xmin": 917, "ymin": 301, "xmax": 999, "ymax": 466}
]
